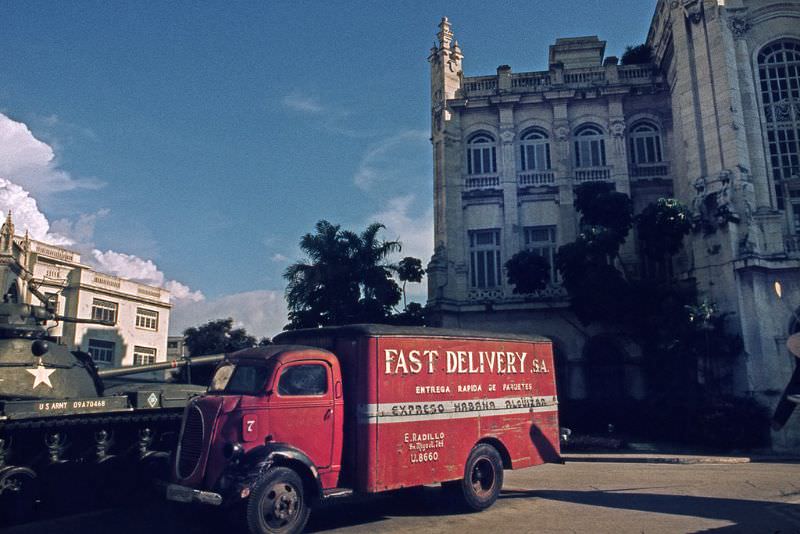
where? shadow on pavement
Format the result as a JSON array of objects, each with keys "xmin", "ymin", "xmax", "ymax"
[
  {"xmin": 501, "ymin": 488, "xmax": 800, "ymax": 532},
  {"xmin": 1, "ymin": 487, "xmax": 468, "ymax": 534},
  {"xmin": 307, "ymin": 486, "xmax": 470, "ymax": 532}
]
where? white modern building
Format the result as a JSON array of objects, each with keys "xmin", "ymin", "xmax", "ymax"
[
  {"xmin": 0, "ymin": 213, "xmax": 171, "ymax": 369},
  {"xmin": 427, "ymin": 0, "xmax": 800, "ymax": 448}
]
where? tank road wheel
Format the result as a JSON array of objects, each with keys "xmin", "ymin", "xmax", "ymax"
[
  {"xmin": 246, "ymin": 467, "xmax": 310, "ymax": 534},
  {"xmin": 0, "ymin": 466, "xmax": 38, "ymax": 524},
  {"xmin": 456, "ymin": 443, "xmax": 504, "ymax": 512}
]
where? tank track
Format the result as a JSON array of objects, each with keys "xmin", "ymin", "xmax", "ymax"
[{"xmin": 0, "ymin": 410, "xmax": 182, "ymax": 432}]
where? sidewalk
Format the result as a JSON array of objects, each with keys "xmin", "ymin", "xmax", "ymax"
[{"xmin": 562, "ymin": 443, "xmax": 800, "ymax": 464}]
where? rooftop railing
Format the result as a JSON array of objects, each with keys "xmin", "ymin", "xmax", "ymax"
[{"xmin": 460, "ymin": 63, "xmax": 661, "ymax": 97}]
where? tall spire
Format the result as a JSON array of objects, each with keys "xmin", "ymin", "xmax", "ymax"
[
  {"xmin": 437, "ymin": 17, "xmax": 453, "ymax": 50},
  {"xmin": 0, "ymin": 211, "xmax": 14, "ymax": 254}
]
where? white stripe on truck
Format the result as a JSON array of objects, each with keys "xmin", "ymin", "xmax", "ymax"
[{"xmin": 358, "ymin": 395, "xmax": 558, "ymax": 424}]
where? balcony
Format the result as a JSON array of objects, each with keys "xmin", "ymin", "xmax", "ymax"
[
  {"xmin": 630, "ymin": 162, "xmax": 670, "ymax": 179},
  {"xmin": 465, "ymin": 174, "xmax": 500, "ymax": 190},
  {"xmin": 575, "ymin": 166, "xmax": 612, "ymax": 182},
  {"xmin": 518, "ymin": 171, "xmax": 556, "ymax": 187}
]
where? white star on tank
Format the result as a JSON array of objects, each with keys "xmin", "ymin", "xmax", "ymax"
[{"xmin": 27, "ymin": 359, "xmax": 56, "ymax": 389}]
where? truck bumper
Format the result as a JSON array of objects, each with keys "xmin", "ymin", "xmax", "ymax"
[{"xmin": 166, "ymin": 483, "xmax": 223, "ymax": 506}]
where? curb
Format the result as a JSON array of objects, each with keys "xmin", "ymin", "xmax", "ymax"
[{"xmin": 562, "ymin": 454, "xmax": 752, "ymax": 464}]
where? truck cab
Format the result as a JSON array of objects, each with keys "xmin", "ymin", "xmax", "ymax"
[{"xmin": 168, "ymin": 346, "xmax": 344, "ymax": 510}]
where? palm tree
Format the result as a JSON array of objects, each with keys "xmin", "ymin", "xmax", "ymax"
[
  {"xmin": 284, "ymin": 220, "xmax": 360, "ymax": 327},
  {"xmin": 283, "ymin": 220, "xmax": 402, "ymax": 329}
]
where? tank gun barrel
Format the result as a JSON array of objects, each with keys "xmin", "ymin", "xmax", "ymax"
[
  {"xmin": 54, "ymin": 314, "xmax": 115, "ymax": 326},
  {"xmin": 96, "ymin": 353, "xmax": 226, "ymax": 378}
]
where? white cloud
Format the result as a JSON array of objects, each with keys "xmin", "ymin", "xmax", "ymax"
[
  {"xmin": 271, "ymin": 253, "xmax": 289, "ymax": 263},
  {"xmin": 91, "ymin": 249, "xmax": 206, "ymax": 305},
  {"xmin": 0, "ymin": 178, "xmax": 72, "ymax": 244},
  {"xmin": 353, "ymin": 130, "xmax": 429, "ymax": 191},
  {"xmin": 0, "ymin": 113, "xmax": 103, "ymax": 195},
  {"xmin": 170, "ymin": 289, "xmax": 288, "ymax": 339},
  {"xmin": 164, "ymin": 280, "xmax": 205, "ymax": 303},
  {"xmin": 282, "ymin": 93, "xmax": 324, "ymax": 113},
  {"xmin": 0, "ymin": 112, "xmax": 205, "ymax": 306},
  {"xmin": 49, "ymin": 209, "xmax": 110, "ymax": 246},
  {"xmin": 91, "ymin": 250, "xmax": 165, "ymax": 285},
  {"xmin": 366, "ymin": 195, "xmax": 433, "ymax": 303}
]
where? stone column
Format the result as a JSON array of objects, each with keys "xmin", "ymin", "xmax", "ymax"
[
  {"xmin": 499, "ymin": 104, "xmax": 520, "ymax": 279},
  {"xmin": 551, "ymin": 100, "xmax": 576, "ymax": 243}
]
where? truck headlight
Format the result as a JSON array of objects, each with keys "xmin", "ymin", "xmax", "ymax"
[{"xmin": 223, "ymin": 442, "xmax": 244, "ymax": 461}]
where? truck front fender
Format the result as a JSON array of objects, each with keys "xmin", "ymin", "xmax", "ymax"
[{"xmin": 231, "ymin": 443, "xmax": 323, "ymax": 500}]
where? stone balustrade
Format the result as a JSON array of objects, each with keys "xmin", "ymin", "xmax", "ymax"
[
  {"xmin": 575, "ymin": 166, "xmax": 612, "ymax": 182},
  {"xmin": 518, "ymin": 171, "xmax": 556, "ymax": 186},
  {"xmin": 461, "ymin": 63, "xmax": 661, "ymax": 97},
  {"xmin": 563, "ymin": 66, "xmax": 606, "ymax": 84},
  {"xmin": 33, "ymin": 242, "xmax": 76, "ymax": 263},
  {"xmin": 464, "ymin": 174, "xmax": 500, "ymax": 190}
]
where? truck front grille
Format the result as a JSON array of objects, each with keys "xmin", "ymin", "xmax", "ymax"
[{"xmin": 177, "ymin": 404, "xmax": 205, "ymax": 479}]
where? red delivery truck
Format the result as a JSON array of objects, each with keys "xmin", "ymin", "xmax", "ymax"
[{"xmin": 166, "ymin": 325, "xmax": 561, "ymax": 534}]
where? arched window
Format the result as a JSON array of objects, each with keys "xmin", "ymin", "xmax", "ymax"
[
  {"xmin": 628, "ymin": 121, "xmax": 663, "ymax": 164},
  {"xmin": 574, "ymin": 125, "xmax": 606, "ymax": 168},
  {"xmin": 466, "ymin": 132, "xmax": 497, "ymax": 175},
  {"xmin": 758, "ymin": 40, "xmax": 800, "ymax": 210},
  {"xmin": 519, "ymin": 129, "xmax": 551, "ymax": 171}
]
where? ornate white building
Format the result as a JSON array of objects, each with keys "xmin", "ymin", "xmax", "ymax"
[
  {"xmin": 0, "ymin": 214, "xmax": 171, "ymax": 369},
  {"xmin": 427, "ymin": 0, "xmax": 800, "ymax": 448}
]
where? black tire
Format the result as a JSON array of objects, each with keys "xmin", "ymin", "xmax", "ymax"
[
  {"xmin": 0, "ymin": 466, "xmax": 39, "ymax": 525},
  {"xmin": 454, "ymin": 443, "xmax": 504, "ymax": 512},
  {"xmin": 246, "ymin": 467, "xmax": 310, "ymax": 534}
]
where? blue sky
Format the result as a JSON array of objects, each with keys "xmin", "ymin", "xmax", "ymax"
[{"xmin": 0, "ymin": 0, "xmax": 656, "ymax": 337}]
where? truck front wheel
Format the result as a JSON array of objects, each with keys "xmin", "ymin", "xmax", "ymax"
[
  {"xmin": 246, "ymin": 467, "xmax": 310, "ymax": 534},
  {"xmin": 452, "ymin": 443, "xmax": 504, "ymax": 511}
]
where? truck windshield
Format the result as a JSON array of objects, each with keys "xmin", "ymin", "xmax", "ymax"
[{"xmin": 208, "ymin": 362, "xmax": 271, "ymax": 395}]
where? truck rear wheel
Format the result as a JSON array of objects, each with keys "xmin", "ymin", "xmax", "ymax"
[
  {"xmin": 246, "ymin": 466, "xmax": 310, "ymax": 534},
  {"xmin": 453, "ymin": 443, "xmax": 504, "ymax": 511}
]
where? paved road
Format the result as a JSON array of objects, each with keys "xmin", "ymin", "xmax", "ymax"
[{"xmin": 4, "ymin": 460, "xmax": 800, "ymax": 533}]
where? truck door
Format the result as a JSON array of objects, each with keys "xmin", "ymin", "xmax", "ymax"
[{"xmin": 269, "ymin": 360, "xmax": 335, "ymax": 468}]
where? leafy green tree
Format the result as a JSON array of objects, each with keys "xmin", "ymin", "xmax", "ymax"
[
  {"xmin": 389, "ymin": 302, "xmax": 427, "ymax": 326},
  {"xmin": 621, "ymin": 44, "xmax": 652, "ymax": 65},
  {"xmin": 397, "ymin": 256, "xmax": 425, "ymax": 308},
  {"xmin": 636, "ymin": 198, "xmax": 693, "ymax": 260},
  {"xmin": 179, "ymin": 318, "xmax": 263, "ymax": 384},
  {"xmin": 554, "ymin": 183, "xmax": 635, "ymax": 324},
  {"xmin": 505, "ymin": 250, "xmax": 550, "ymax": 294},
  {"xmin": 284, "ymin": 220, "xmax": 402, "ymax": 329},
  {"xmin": 183, "ymin": 318, "xmax": 259, "ymax": 356}
]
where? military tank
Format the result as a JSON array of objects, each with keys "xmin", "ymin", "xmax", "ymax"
[{"xmin": 0, "ymin": 276, "xmax": 224, "ymax": 522}]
